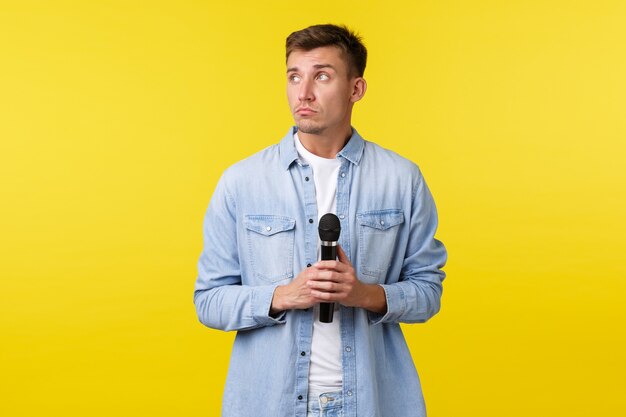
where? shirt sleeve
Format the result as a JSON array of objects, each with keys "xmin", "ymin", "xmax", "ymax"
[
  {"xmin": 193, "ymin": 173, "xmax": 286, "ymax": 332},
  {"xmin": 369, "ymin": 169, "xmax": 447, "ymax": 325}
]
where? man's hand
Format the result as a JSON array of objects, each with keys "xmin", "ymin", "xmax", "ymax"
[
  {"xmin": 271, "ymin": 246, "xmax": 387, "ymax": 315},
  {"xmin": 270, "ymin": 266, "xmax": 319, "ymax": 314}
]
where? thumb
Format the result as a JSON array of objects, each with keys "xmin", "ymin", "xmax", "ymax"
[{"xmin": 337, "ymin": 244, "xmax": 352, "ymax": 266}]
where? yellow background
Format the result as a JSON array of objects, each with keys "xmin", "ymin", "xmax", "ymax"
[{"xmin": 1, "ymin": 0, "xmax": 625, "ymax": 415}]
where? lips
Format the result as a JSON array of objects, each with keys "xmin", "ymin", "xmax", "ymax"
[{"xmin": 296, "ymin": 107, "xmax": 317, "ymax": 115}]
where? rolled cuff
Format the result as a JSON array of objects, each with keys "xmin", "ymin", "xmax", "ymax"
[
  {"xmin": 367, "ymin": 284, "xmax": 406, "ymax": 325},
  {"xmin": 252, "ymin": 285, "xmax": 286, "ymax": 326}
]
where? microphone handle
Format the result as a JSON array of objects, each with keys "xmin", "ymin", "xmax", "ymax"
[{"xmin": 319, "ymin": 245, "xmax": 337, "ymax": 323}]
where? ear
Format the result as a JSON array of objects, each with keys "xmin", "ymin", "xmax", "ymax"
[{"xmin": 350, "ymin": 77, "xmax": 367, "ymax": 103}]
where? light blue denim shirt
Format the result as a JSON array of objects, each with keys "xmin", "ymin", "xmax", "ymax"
[{"xmin": 194, "ymin": 127, "xmax": 447, "ymax": 417}]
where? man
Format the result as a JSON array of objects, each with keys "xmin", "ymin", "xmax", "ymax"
[{"xmin": 194, "ymin": 24, "xmax": 447, "ymax": 417}]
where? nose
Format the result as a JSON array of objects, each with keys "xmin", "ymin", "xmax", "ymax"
[{"xmin": 298, "ymin": 78, "xmax": 314, "ymax": 102}]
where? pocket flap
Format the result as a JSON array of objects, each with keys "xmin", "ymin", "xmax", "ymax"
[
  {"xmin": 245, "ymin": 215, "xmax": 296, "ymax": 236},
  {"xmin": 357, "ymin": 210, "xmax": 404, "ymax": 231}
]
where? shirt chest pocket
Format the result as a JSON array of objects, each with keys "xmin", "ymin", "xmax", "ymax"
[
  {"xmin": 244, "ymin": 215, "xmax": 296, "ymax": 283},
  {"xmin": 357, "ymin": 209, "xmax": 405, "ymax": 282}
]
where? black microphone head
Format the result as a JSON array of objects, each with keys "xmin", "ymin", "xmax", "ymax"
[{"xmin": 318, "ymin": 213, "xmax": 341, "ymax": 242}]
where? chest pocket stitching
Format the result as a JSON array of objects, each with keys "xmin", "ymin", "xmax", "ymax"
[
  {"xmin": 357, "ymin": 210, "xmax": 404, "ymax": 230},
  {"xmin": 245, "ymin": 216, "xmax": 296, "ymax": 236}
]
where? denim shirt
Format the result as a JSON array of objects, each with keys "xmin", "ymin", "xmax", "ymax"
[{"xmin": 194, "ymin": 127, "xmax": 447, "ymax": 417}]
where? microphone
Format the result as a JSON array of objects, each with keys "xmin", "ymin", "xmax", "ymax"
[{"xmin": 318, "ymin": 213, "xmax": 341, "ymax": 323}]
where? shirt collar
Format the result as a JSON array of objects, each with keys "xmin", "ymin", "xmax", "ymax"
[{"xmin": 279, "ymin": 126, "xmax": 365, "ymax": 170}]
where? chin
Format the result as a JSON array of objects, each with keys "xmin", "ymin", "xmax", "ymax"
[{"xmin": 296, "ymin": 120, "xmax": 325, "ymax": 135}]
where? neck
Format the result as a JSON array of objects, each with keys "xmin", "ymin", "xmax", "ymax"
[{"xmin": 297, "ymin": 125, "xmax": 352, "ymax": 159}]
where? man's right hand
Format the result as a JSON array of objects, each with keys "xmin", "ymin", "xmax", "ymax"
[{"xmin": 270, "ymin": 266, "xmax": 319, "ymax": 314}]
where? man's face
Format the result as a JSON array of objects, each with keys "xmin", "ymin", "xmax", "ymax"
[{"xmin": 286, "ymin": 46, "xmax": 360, "ymax": 136}]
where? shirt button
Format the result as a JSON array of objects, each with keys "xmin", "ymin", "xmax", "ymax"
[
  {"xmin": 339, "ymin": 214, "xmax": 345, "ymax": 220},
  {"xmin": 298, "ymin": 395, "xmax": 303, "ymax": 400},
  {"xmin": 300, "ymin": 351, "xmax": 306, "ymax": 356},
  {"xmin": 309, "ymin": 219, "xmax": 313, "ymax": 224},
  {"xmin": 305, "ymin": 176, "xmax": 309, "ymax": 181},
  {"xmin": 380, "ymin": 220, "xmax": 385, "ymax": 226},
  {"xmin": 347, "ymin": 391, "xmax": 353, "ymax": 396},
  {"xmin": 266, "ymin": 226, "xmax": 271, "ymax": 231},
  {"xmin": 345, "ymin": 346, "xmax": 352, "ymax": 352},
  {"xmin": 341, "ymin": 172, "xmax": 346, "ymax": 178}
]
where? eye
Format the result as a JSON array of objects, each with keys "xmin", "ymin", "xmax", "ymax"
[
  {"xmin": 317, "ymin": 73, "xmax": 330, "ymax": 81},
  {"xmin": 288, "ymin": 74, "xmax": 301, "ymax": 83}
]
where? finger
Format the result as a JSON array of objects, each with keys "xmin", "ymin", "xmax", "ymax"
[
  {"xmin": 308, "ymin": 280, "xmax": 338, "ymax": 292},
  {"xmin": 310, "ymin": 290, "xmax": 335, "ymax": 301},
  {"xmin": 308, "ymin": 270, "xmax": 339, "ymax": 282},
  {"xmin": 336, "ymin": 244, "xmax": 353, "ymax": 266},
  {"xmin": 314, "ymin": 260, "xmax": 348, "ymax": 272}
]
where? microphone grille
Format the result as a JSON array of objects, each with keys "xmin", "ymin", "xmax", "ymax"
[{"xmin": 318, "ymin": 213, "xmax": 341, "ymax": 241}]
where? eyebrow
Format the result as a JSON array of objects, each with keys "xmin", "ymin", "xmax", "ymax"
[{"xmin": 286, "ymin": 64, "xmax": 337, "ymax": 73}]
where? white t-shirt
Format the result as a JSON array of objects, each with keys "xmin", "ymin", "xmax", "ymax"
[{"xmin": 294, "ymin": 133, "xmax": 343, "ymax": 397}]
